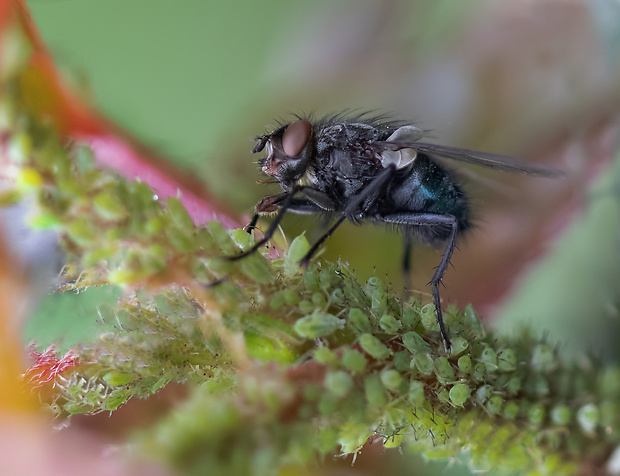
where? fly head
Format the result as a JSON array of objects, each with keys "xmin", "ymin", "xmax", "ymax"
[{"xmin": 252, "ymin": 120, "xmax": 314, "ymax": 184}]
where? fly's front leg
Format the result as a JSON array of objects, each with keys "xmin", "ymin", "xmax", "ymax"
[
  {"xmin": 243, "ymin": 192, "xmax": 288, "ymax": 235},
  {"xmin": 254, "ymin": 192, "xmax": 294, "ymax": 214},
  {"xmin": 231, "ymin": 186, "xmax": 335, "ymax": 260},
  {"xmin": 249, "ymin": 187, "xmax": 342, "ymax": 267},
  {"xmin": 227, "ymin": 188, "xmax": 301, "ymax": 261},
  {"xmin": 244, "ymin": 214, "xmax": 260, "ymax": 234},
  {"xmin": 380, "ymin": 212, "xmax": 458, "ymax": 351},
  {"xmin": 298, "ymin": 216, "xmax": 346, "ymax": 267},
  {"xmin": 257, "ymin": 189, "xmax": 336, "ymax": 216}
]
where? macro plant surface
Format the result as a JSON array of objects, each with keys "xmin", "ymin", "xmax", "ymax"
[
  {"xmin": 2, "ymin": 85, "xmax": 620, "ymax": 476},
  {"xmin": 2, "ymin": 5, "xmax": 620, "ymax": 476}
]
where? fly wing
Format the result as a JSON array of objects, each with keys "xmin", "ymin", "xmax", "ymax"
[{"xmin": 374, "ymin": 140, "xmax": 563, "ymax": 177}]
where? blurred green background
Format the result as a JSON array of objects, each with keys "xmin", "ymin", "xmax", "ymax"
[{"xmin": 23, "ymin": 0, "xmax": 620, "ymax": 473}]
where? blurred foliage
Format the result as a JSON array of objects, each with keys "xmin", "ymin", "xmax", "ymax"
[{"xmin": 498, "ymin": 156, "xmax": 620, "ymax": 361}]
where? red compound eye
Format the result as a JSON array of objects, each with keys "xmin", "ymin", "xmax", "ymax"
[{"xmin": 282, "ymin": 120, "xmax": 311, "ymax": 157}]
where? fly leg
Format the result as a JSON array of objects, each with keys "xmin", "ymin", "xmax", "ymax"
[
  {"xmin": 244, "ymin": 213, "xmax": 259, "ymax": 234},
  {"xmin": 226, "ymin": 188, "xmax": 300, "ymax": 261},
  {"xmin": 229, "ymin": 186, "xmax": 334, "ymax": 261},
  {"xmin": 380, "ymin": 212, "xmax": 458, "ymax": 351},
  {"xmin": 299, "ymin": 216, "xmax": 346, "ymax": 267},
  {"xmin": 345, "ymin": 165, "xmax": 396, "ymax": 221},
  {"xmin": 243, "ymin": 192, "xmax": 291, "ymax": 236},
  {"xmin": 298, "ymin": 165, "xmax": 397, "ymax": 265},
  {"xmin": 402, "ymin": 239, "xmax": 413, "ymax": 292}
]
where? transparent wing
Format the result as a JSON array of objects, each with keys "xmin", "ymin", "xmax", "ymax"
[{"xmin": 374, "ymin": 140, "xmax": 563, "ymax": 177}]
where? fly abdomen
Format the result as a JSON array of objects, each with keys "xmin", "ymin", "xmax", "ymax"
[{"xmin": 384, "ymin": 156, "xmax": 470, "ymax": 244}]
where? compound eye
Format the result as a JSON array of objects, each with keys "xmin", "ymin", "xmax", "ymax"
[{"xmin": 282, "ymin": 120, "xmax": 312, "ymax": 157}]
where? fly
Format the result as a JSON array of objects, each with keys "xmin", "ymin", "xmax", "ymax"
[{"xmin": 228, "ymin": 112, "xmax": 562, "ymax": 350}]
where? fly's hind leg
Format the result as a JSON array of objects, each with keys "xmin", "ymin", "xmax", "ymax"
[{"xmin": 380, "ymin": 213, "xmax": 458, "ymax": 351}]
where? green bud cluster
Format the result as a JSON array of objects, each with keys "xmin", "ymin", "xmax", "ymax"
[
  {"xmin": 2, "ymin": 39, "xmax": 620, "ymax": 476},
  {"xmin": 50, "ymin": 290, "xmax": 234, "ymax": 415}
]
